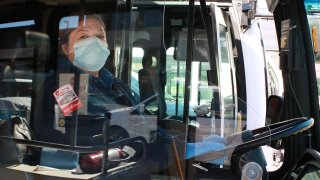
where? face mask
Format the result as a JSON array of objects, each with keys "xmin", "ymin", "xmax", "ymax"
[{"xmin": 72, "ymin": 36, "xmax": 110, "ymax": 71}]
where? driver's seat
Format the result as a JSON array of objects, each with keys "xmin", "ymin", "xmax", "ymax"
[
  {"xmin": 138, "ymin": 52, "xmax": 167, "ymax": 117},
  {"xmin": 138, "ymin": 53, "xmax": 158, "ymax": 104}
]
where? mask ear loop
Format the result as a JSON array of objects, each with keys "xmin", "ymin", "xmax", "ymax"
[
  {"xmin": 68, "ymin": 49, "xmax": 74, "ymax": 56},
  {"xmin": 64, "ymin": 48, "xmax": 75, "ymax": 64}
]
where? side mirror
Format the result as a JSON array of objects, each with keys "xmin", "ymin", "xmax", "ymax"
[
  {"xmin": 266, "ymin": 95, "xmax": 284, "ymax": 149},
  {"xmin": 266, "ymin": 95, "xmax": 284, "ymax": 125}
]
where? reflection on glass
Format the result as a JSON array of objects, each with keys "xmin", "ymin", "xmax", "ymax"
[
  {"xmin": 219, "ymin": 25, "xmax": 236, "ymax": 137},
  {"xmin": 305, "ymin": 1, "xmax": 320, "ymax": 107},
  {"xmin": 301, "ymin": 165, "xmax": 320, "ymax": 180}
]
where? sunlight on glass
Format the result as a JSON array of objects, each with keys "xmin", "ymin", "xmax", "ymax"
[{"xmin": 0, "ymin": 20, "xmax": 35, "ymax": 29}]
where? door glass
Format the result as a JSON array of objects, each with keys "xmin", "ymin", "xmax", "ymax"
[
  {"xmin": 305, "ymin": 0, "xmax": 320, "ymax": 105},
  {"xmin": 166, "ymin": 46, "xmax": 187, "ymax": 116},
  {"xmin": 131, "ymin": 47, "xmax": 144, "ymax": 95},
  {"xmin": 219, "ymin": 25, "xmax": 237, "ymax": 137}
]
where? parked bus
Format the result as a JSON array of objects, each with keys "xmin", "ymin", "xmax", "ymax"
[{"xmin": 0, "ymin": 0, "xmax": 318, "ymax": 179}]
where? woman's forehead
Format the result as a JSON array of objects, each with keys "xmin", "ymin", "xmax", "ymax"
[{"xmin": 78, "ymin": 18, "xmax": 104, "ymax": 31}]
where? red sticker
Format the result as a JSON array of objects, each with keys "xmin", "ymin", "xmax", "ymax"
[{"xmin": 53, "ymin": 84, "xmax": 82, "ymax": 116}]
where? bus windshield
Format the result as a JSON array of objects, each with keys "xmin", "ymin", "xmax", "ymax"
[{"xmin": 0, "ymin": 0, "xmax": 316, "ymax": 179}]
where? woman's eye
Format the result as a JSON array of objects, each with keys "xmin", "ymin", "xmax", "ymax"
[
  {"xmin": 79, "ymin": 35, "xmax": 89, "ymax": 40},
  {"xmin": 97, "ymin": 35, "xmax": 105, "ymax": 40}
]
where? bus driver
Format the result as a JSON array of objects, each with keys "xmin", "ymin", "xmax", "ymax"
[
  {"xmin": 33, "ymin": 12, "xmax": 138, "ymax": 145},
  {"xmin": 58, "ymin": 12, "xmax": 138, "ymax": 113}
]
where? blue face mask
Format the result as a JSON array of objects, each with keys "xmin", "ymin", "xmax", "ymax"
[{"xmin": 73, "ymin": 36, "xmax": 110, "ymax": 71}]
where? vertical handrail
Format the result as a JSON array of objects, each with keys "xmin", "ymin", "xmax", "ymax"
[
  {"xmin": 101, "ymin": 112, "xmax": 111, "ymax": 175},
  {"xmin": 70, "ymin": 71, "xmax": 80, "ymax": 147},
  {"xmin": 183, "ymin": 0, "xmax": 195, "ymax": 124},
  {"xmin": 171, "ymin": 137, "xmax": 184, "ymax": 180}
]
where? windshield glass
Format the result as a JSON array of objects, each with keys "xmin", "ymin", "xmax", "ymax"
[{"xmin": 0, "ymin": 0, "xmax": 314, "ymax": 180}]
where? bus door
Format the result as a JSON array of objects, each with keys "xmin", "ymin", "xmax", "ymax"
[{"xmin": 210, "ymin": 4, "xmax": 238, "ymax": 138}]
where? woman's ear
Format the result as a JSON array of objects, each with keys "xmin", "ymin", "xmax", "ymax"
[{"xmin": 62, "ymin": 44, "xmax": 69, "ymax": 56}]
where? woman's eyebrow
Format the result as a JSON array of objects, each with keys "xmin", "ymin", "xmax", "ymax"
[
  {"xmin": 77, "ymin": 27, "xmax": 104, "ymax": 33},
  {"xmin": 77, "ymin": 28, "xmax": 89, "ymax": 32},
  {"xmin": 97, "ymin": 29, "xmax": 105, "ymax": 34}
]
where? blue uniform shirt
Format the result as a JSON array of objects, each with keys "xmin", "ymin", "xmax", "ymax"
[
  {"xmin": 87, "ymin": 67, "xmax": 138, "ymax": 114},
  {"xmin": 32, "ymin": 60, "xmax": 138, "ymax": 144}
]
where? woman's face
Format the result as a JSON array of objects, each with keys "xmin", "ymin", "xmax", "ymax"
[{"xmin": 62, "ymin": 17, "xmax": 107, "ymax": 62}]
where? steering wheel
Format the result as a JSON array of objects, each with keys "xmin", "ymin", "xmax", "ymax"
[{"xmin": 194, "ymin": 117, "xmax": 314, "ymax": 162}]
